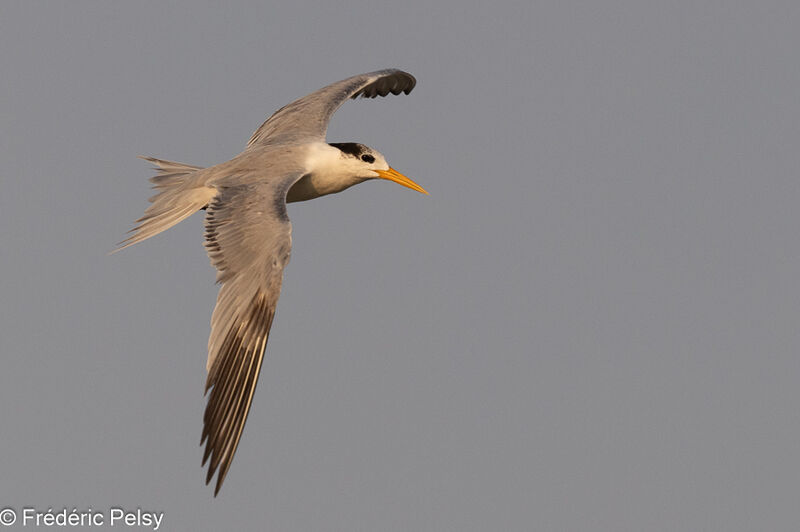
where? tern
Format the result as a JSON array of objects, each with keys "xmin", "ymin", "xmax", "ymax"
[{"xmin": 116, "ymin": 70, "xmax": 427, "ymax": 495}]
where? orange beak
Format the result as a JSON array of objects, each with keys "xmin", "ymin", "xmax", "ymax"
[{"xmin": 374, "ymin": 167, "xmax": 429, "ymax": 195}]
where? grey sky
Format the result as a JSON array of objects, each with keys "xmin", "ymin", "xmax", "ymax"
[{"xmin": 2, "ymin": 1, "xmax": 799, "ymax": 530}]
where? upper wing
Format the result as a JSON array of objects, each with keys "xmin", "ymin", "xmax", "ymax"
[
  {"xmin": 247, "ymin": 69, "xmax": 416, "ymax": 147},
  {"xmin": 200, "ymin": 181, "xmax": 296, "ymax": 495}
]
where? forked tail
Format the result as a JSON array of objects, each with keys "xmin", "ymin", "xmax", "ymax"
[{"xmin": 112, "ymin": 156, "xmax": 216, "ymax": 253}]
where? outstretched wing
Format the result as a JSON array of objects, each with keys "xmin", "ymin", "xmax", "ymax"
[
  {"xmin": 247, "ymin": 69, "xmax": 416, "ymax": 147},
  {"xmin": 200, "ymin": 181, "xmax": 296, "ymax": 495}
]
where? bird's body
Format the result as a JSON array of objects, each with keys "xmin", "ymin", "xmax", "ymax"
[{"xmin": 116, "ymin": 70, "xmax": 426, "ymax": 495}]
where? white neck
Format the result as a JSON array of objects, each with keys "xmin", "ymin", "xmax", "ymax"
[{"xmin": 287, "ymin": 143, "xmax": 370, "ymax": 203}]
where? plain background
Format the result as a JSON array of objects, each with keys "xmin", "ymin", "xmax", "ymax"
[{"xmin": 2, "ymin": 1, "xmax": 799, "ymax": 530}]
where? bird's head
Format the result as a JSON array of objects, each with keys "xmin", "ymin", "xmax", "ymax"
[
  {"xmin": 290, "ymin": 142, "xmax": 428, "ymax": 203},
  {"xmin": 328, "ymin": 142, "xmax": 428, "ymax": 194}
]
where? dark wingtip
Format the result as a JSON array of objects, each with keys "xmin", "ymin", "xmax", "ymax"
[
  {"xmin": 201, "ymin": 440, "xmax": 211, "ymax": 465},
  {"xmin": 354, "ymin": 70, "xmax": 416, "ymax": 99},
  {"xmin": 205, "ymin": 460, "xmax": 216, "ymax": 485}
]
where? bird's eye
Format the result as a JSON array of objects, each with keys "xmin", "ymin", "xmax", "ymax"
[{"xmin": 361, "ymin": 154, "xmax": 375, "ymax": 164}]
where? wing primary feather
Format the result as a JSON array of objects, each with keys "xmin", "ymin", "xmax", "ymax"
[
  {"xmin": 202, "ymin": 295, "xmax": 274, "ymax": 495},
  {"xmin": 207, "ymin": 307, "xmax": 260, "ymax": 462}
]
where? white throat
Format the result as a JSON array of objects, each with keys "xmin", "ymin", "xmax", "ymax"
[{"xmin": 286, "ymin": 143, "xmax": 375, "ymax": 203}]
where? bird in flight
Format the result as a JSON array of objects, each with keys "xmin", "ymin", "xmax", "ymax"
[{"xmin": 115, "ymin": 70, "xmax": 427, "ymax": 495}]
